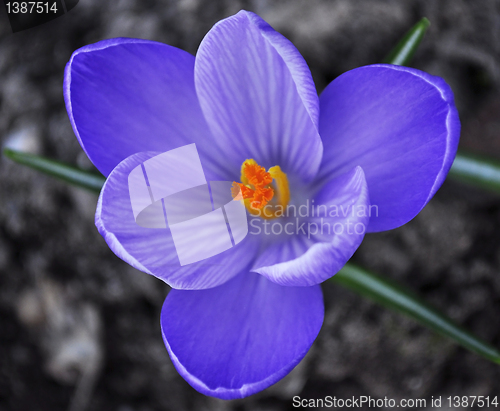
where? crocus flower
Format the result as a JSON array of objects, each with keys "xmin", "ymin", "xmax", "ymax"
[{"xmin": 64, "ymin": 10, "xmax": 460, "ymax": 399}]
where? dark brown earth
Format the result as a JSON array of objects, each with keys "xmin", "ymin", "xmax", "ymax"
[{"xmin": 1, "ymin": 1, "xmax": 500, "ymax": 410}]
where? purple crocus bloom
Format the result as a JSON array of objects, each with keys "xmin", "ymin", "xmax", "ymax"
[{"xmin": 64, "ymin": 11, "xmax": 460, "ymax": 399}]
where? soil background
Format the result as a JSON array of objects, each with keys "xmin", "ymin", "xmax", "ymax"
[{"xmin": 1, "ymin": 1, "xmax": 500, "ymax": 410}]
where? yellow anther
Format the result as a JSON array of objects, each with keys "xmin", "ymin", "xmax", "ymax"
[{"xmin": 232, "ymin": 159, "xmax": 290, "ymax": 219}]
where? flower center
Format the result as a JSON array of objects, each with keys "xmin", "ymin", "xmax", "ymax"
[{"xmin": 232, "ymin": 159, "xmax": 290, "ymax": 219}]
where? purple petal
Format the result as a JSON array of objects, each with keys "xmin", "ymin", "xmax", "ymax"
[
  {"xmin": 64, "ymin": 38, "xmax": 228, "ymax": 179},
  {"xmin": 161, "ymin": 271, "xmax": 323, "ymax": 399},
  {"xmin": 96, "ymin": 151, "xmax": 259, "ymax": 290},
  {"xmin": 252, "ymin": 166, "xmax": 369, "ymax": 286},
  {"xmin": 318, "ymin": 64, "xmax": 460, "ymax": 232},
  {"xmin": 194, "ymin": 10, "xmax": 323, "ymax": 183}
]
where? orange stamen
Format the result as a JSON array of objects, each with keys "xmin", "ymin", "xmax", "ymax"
[{"xmin": 232, "ymin": 159, "xmax": 290, "ymax": 219}]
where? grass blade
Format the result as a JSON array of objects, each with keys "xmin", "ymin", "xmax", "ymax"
[
  {"xmin": 448, "ymin": 151, "xmax": 500, "ymax": 194},
  {"xmin": 3, "ymin": 148, "xmax": 105, "ymax": 194},
  {"xmin": 383, "ymin": 17, "xmax": 430, "ymax": 66},
  {"xmin": 332, "ymin": 263, "xmax": 500, "ymax": 364}
]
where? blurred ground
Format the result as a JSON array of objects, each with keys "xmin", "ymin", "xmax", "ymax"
[{"xmin": 1, "ymin": 0, "xmax": 500, "ymax": 410}]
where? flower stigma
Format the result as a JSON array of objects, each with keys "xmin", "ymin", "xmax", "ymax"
[{"xmin": 232, "ymin": 159, "xmax": 290, "ymax": 219}]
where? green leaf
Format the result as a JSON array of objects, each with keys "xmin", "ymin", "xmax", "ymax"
[
  {"xmin": 332, "ymin": 263, "xmax": 500, "ymax": 364},
  {"xmin": 3, "ymin": 148, "xmax": 105, "ymax": 194},
  {"xmin": 383, "ymin": 17, "xmax": 430, "ymax": 66},
  {"xmin": 448, "ymin": 151, "xmax": 500, "ymax": 194}
]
